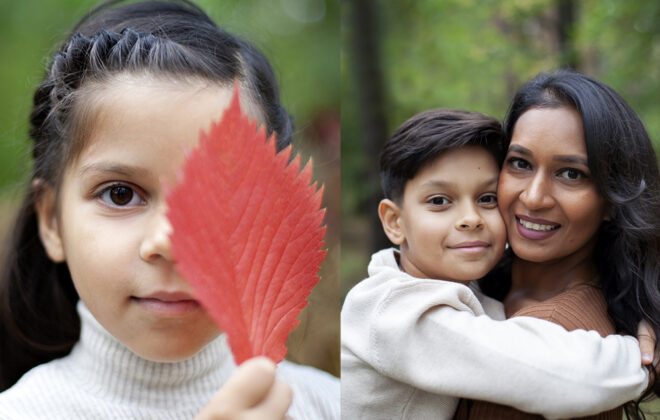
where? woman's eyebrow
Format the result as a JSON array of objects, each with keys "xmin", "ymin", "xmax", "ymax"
[
  {"xmin": 507, "ymin": 144, "xmax": 531, "ymax": 155},
  {"xmin": 553, "ymin": 155, "xmax": 588, "ymax": 166},
  {"xmin": 79, "ymin": 162, "xmax": 149, "ymax": 178},
  {"xmin": 508, "ymin": 145, "xmax": 588, "ymax": 166}
]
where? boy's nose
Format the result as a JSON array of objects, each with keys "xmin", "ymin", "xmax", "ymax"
[
  {"xmin": 455, "ymin": 203, "xmax": 484, "ymax": 231},
  {"xmin": 139, "ymin": 204, "xmax": 173, "ymax": 262}
]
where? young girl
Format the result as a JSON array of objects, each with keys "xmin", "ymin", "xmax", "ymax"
[{"xmin": 0, "ymin": 1, "xmax": 339, "ymax": 418}]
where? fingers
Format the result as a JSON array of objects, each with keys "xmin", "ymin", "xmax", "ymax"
[
  {"xmin": 225, "ymin": 357, "xmax": 278, "ymax": 408},
  {"xmin": 195, "ymin": 357, "xmax": 292, "ymax": 420},
  {"xmin": 637, "ymin": 319, "xmax": 656, "ymax": 365},
  {"xmin": 248, "ymin": 379, "xmax": 293, "ymax": 419}
]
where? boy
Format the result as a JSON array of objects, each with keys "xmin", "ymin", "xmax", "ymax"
[{"xmin": 340, "ymin": 109, "xmax": 647, "ymax": 419}]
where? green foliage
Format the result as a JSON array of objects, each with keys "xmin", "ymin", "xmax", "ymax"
[
  {"xmin": 341, "ymin": 0, "xmax": 660, "ymax": 291},
  {"xmin": 343, "ymin": 0, "xmax": 660, "ymax": 218},
  {"xmin": 0, "ymin": 0, "xmax": 339, "ymax": 195}
]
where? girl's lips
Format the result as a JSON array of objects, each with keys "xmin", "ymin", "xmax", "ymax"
[
  {"xmin": 132, "ymin": 293, "xmax": 200, "ymax": 316},
  {"xmin": 515, "ymin": 216, "xmax": 560, "ymax": 240}
]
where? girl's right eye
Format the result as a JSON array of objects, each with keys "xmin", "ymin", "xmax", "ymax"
[
  {"xmin": 507, "ymin": 157, "xmax": 532, "ymax": 171},
  {"xmin": 98, "ymin": 184, "xmax": 145, "ymax": 207}
]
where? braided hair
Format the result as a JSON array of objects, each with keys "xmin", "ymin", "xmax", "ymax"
[{"xmin": 0, "ymin": 0, "xmax": 292, "ymax": 390}]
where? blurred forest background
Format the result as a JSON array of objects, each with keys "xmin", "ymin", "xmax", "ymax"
[
  {"xmin": 342, "ymin": 0, "xmax": 660, "ymax": 298},
  {"xmin": 0, "ymin": 0, "xmax": 339, "ymax": 376}
]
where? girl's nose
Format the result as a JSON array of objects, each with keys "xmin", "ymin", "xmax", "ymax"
[
  {"xmin": 139, "ymin": 205, "xmax": 173, "ymax": 262},
  {"xmin": 519, "ymin": 173, "xmax": 554, "ymax": 210},
  {"xmin": 455, "ymin": 202, "xmax": 484, "ymax": 231}
]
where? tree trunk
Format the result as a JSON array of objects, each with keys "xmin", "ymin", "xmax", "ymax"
[
  {"xmin": 557, "ymin": 0, "xmax": 579, "ymax": 69},
  {"xmin": 347, "ymin": 0, "xmax": 390, "ymax": 253}
]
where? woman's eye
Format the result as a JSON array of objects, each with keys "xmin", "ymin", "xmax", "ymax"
[
  {"xmin": 507, "ymin": 157, "xmax": 531, "ymax": 171},
  {"xmin": 559, "ymin": 168, "xmax": 586, "ymax": 181},
  {"xmin": 479, "ymin": 194, "xmax": 498, "ymax": 206},
  {"xmin": 99, "ymin": 185, "xmax": 144, "ymax": 207},
  {"xmin": 429, "ymin": 196, "xmax": 450, "ymax": 206}
]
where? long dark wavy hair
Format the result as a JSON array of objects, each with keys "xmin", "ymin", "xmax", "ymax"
[
  {"xmin": 0, "ymin": 0, "xmax": 292, "ymax": 391},
  {"xmin": 502, "ymin": 69, "xmax": 660, "ymax": 417}
]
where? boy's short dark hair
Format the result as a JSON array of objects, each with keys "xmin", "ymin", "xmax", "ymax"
[{"xmin": 380, "ymin": 109, "xmax": 504, "ymax": 202}]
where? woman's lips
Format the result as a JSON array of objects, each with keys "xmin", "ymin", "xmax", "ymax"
[
  {"xmin": 132, "ymin": 291, "xmax": 200, "ymax": 316},
  {"xmin": 515, "ymin": 215, "xmax": 561, "ymax": 240}
]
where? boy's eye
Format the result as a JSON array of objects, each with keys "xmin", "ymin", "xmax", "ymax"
[
  {"xmin": 559, "ymin": 168, "xmax": 586, "ymax": 181},
  {"xmin": 99, "ymin": 184, "xmax": 145, "ymax": 207},
  {"xmin": 429, "ymin": 196, "xmax": 450, "ymax": 206},
  {"xmin": 478, "ymin": 194, "xmax": 498, "ymax": 206},
  {"xmin": 507, "ymin": 157, "xmax": 531, "ymax": 170}
]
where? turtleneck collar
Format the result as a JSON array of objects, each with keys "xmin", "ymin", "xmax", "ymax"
[{"xmin": 68, "ymin": 301, "xmax": 235, "ymax": 410}]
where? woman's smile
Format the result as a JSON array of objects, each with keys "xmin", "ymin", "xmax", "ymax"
[{"xmin": 515, "ymin": 215, "xmax": 561, "ymax": 240}]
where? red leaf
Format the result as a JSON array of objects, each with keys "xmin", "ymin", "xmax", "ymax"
[{"xmin": 166, "ymin": 87, "xmax": 326, "ymax": 364}]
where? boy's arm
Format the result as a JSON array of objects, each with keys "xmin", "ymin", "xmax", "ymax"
[{"xmin": 342, "ymin": 278, "xmax": 647, "ymax": 419}]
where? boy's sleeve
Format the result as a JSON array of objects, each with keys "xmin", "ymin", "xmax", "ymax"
[{"xmin": 342, "ymin": 277, "xmax": 648, "ymax": 419}]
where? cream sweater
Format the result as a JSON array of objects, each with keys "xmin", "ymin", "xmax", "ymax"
[
  {"xmin": 0, "ymin": 302, "xmax": 339, "ymax": 420},
  {"xmin": 340, "ymin": 248, "xmax": 647, "ymax": 420}
]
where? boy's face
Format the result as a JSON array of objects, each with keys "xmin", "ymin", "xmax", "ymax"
[{"xmin": 380, "ymin": 146, "xmax": 506, "ymax": 282}]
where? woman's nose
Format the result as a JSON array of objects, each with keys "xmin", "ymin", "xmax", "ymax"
[
  {"xmin": 455, "ymin": 202, "xmax": 484, "ymax": 231},
  {"xmin": 139, "ymin": 204, "xmax": 173, "ymax": 262},
  {"xmin": 519, "ymin": 172, "xmax": 554, "ymax": 210}
]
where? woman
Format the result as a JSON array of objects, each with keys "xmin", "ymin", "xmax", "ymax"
[{"xmin": 458, "ymin": 70, "xmax": 660, "ymax": 419}]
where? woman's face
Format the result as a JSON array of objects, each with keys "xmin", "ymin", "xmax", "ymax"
[{"xmin": 497, "ymin": 106, "xmax": 609, "ymax": 264}]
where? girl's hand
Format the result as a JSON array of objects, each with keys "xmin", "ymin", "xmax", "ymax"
[
  {"xmin": 637, "ymin": 320, "xmax": 659, "ymax": 371},
  {"xmin": 195, "ymin": 357, "xmax": 293, "ymax": 420}
]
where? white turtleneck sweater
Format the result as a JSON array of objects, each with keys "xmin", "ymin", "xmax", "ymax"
[{"xmin": 0, "ymin": 302, "xmax": 339, "ymax": 420}]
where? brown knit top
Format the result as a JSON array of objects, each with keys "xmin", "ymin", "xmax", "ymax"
[{"xmin": 454, "ymin": 283, "xmax": 622, "ymax": 420}]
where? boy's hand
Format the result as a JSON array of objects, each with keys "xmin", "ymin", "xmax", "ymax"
[
  {"xmin": 637, "ymin": 320, "xmax": 659, "ymax": 372},
  {"xmin": 195, "ymin": 357, "xmax": 293, "ymax": 420}
]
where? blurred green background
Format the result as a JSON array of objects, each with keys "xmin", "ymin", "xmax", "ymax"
[
  {"xmin": 0, "ymin": 0, "xmax": 339, "ymax": 376},
  {"xmin": 342, "ymin": 0, "xmax": 660, "ymax": 297}
]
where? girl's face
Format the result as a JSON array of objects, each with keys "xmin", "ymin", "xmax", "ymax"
[
  {"xmin": 497, "ymin": 106, "xmax": 608, "ymax": 264},
  {"xmin": 37, "ymin": 75, "xmax": 263, "ymax": 362}
]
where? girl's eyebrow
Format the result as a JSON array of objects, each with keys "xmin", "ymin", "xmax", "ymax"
[{"xmin": 79, "ymin": 162, "xmax": 149, "ymax": 177}]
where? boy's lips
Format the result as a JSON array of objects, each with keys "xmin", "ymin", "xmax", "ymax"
[
  {"xmin": 449, "ymin": 241, "xmax": 490, "ymax": 254},
  {"xmin": 132, "ymin": 291, "xmax": 200, "ymax": 316},
  {"xmin": 515, "ymin": 215, "xmax": 561, "ymax": 240}
]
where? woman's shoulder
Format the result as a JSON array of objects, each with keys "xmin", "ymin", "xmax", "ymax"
[
  {"xmin": 513, "ymin": 284, "xmax": 614, "ymax": 335},
  {"xmin": 278, "ymin": 360, "xmax": 339, "ymax": 420}
]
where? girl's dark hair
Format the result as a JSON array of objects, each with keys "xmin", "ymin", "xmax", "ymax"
[
  {"xmin": 502, "ymin": 69, "xmax": 660, "ymax": 414},
  {"xmin": 0, "ymin": 0, "xmax": 292, "ymax": 390},
  {"xmin": 380, "ymin": 108, "xmax": 504, "ymax": 203}
]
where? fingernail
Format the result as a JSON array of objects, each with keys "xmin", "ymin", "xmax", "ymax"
[{"xmin": 642, "ymin": 353, "xmax": 652, "ymax": 364}]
